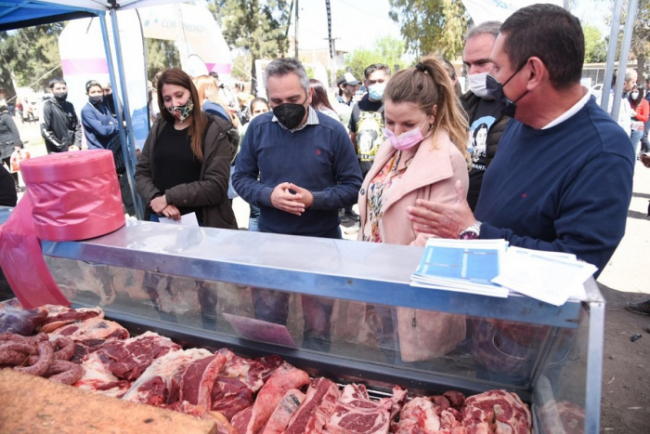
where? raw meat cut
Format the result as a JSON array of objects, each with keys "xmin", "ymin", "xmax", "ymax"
[
  {"xmin": 285, "ymin": 377, "xmax": 340, "ymax": 434},
  {"xmin": 260, "ymin": 388, "xmax": 305, "ymax": 434},
  {"xmin": 92, "ymin": 331, "xmax": 180, "ymax": 381},
  {"xmin": 48, "ymin": 317, "xmax": 129, "ymax": 362},
  {"xmin": 218, "ymin": 348, "xmax": 283, "ymax": 392},
  {"xmin": 211, "ymin": 376, "xmax": 255, "ymax": 420},
  {"xmin": 74, "ymin": 350, "xmax": 132, "ymax": 398},
  {"xmin": 462, "ymin": 390, "xmax": 532, "ymax": 434},
  {"xmin": 0, "ymin": 298, "xmax": 47, "ymax": 336},
  {"xmin": 231, "ymin": 362, "xmax": 311, "ymax": 434},
  {"xmin": 180, "ymin": 353, "xmax": 227, "ymax": 413},
  {"xmin": 40, "ymin": 306, "xmax": 104, "ymax": 333},
  {"xmin": 121, "ymin": 348, "xmax": 212, "ymax": 406},
  {"xmin": 393, "ymin": 397, "xmax": 442, "ymax": 434},
  {"xmin": 385, "ymin": 386, "xmax": 408, "ymax": 422},
  {"xmin": 538, "ymin": 400, "xmax": 585, "ymax": 434},
  {"xmin": 325, "ymin": 384, "xmax": 391, "ymax": 434}
]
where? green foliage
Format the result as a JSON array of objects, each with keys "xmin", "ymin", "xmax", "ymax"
[
  {"xmin": 631, "ymin": 0, "xmax": 650, "ymax": 78},
  {"xmin": 146, "ymin": 38, "xmax": 181, "ymax": 82},
  {"xmin": 231, "ymin": 52, "xmax": 252, "ymax": 81},
  {"xmin": 208, "ymin": 0, "xmax": 292, "ymax": 93},
  {"xmin": 583, "ymin": 24, "xmax": 607, "ymax": 63},
  {"xmin": 345, "ymin": 36, "xmax": 408, "ymax": 80},
  {"xmin": 0, "ymin": 23, "xmax": 64, "ymax": 92},
  {"xmin": 388, "ymin": 0, "xmax": 468, "ymax": 59}
]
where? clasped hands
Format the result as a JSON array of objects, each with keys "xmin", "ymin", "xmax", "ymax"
[
  {"xmin": 150, "ymin": 195, "xmax": 181, "ymax": 221},
  {"xmin": 270, "ymin": 182, "xmax": 313, "ymax": 216}
]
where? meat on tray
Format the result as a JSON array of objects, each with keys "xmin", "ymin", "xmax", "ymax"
[
  {"xmin": 48, "ymin": 317, "xmax": 129, "ymax": 362},
  {"xmin": 231, "ymin": 362, "xmax": 311, "ymax": 434},
  {"xmin": 0, "ymin": 298, "xmax": 47, "ymax": 336},
  {"xmin": 326, "ymin": 384, "xmax": 392, "ymax": 434},
  {"xmin": 284, "ymin": 377, "xmax": 340, "ymax": 434},
  {"xmin": 0, "ymin": 300, "xmax": 541, "ymax": 434}
]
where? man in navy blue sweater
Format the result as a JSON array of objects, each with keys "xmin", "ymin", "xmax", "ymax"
[
  {"xmin": 233, "ymin": 58, "xmax": 362, "ymax": 351},
  {"xmin": 233, "ymin": 58, "xmax": 362, "ymax": 239},
  {"xmin": 407, "ymin": 4, "xmax": 634, "ymax": 278}
]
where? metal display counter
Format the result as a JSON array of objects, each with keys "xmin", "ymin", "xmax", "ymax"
[{"xmin": 1, "ymin": 211, "xmax": 604, "ymax": 433}]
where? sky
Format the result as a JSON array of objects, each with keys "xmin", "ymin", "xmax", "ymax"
[{"xmin": 291, "ymin": 0, "xmax": 612, "ymax": 55}]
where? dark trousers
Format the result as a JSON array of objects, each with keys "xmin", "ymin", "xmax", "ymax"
[{"xmin": 1, "ymin": 156, "xmax": 18, "ymax": 187}]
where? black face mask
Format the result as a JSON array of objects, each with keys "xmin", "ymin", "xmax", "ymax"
[
  {"xmin": 89, "ymin": 95, "xmax": 103, "ymax": 105},
  {"xmin": 54, "ymin": 92, "xmax": 68, "ymax": 103},
  {"xmin": 486, "ymin": 63, "xmax": 529, "ymax": 118},
  {"xmin": 272, "ymin": 98, "xmax": 307, "ymax": 130}
]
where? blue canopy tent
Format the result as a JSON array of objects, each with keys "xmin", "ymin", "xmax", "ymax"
[{"xmin": 0, "ymin": 0, "xmax": 182, "ymax": 219}]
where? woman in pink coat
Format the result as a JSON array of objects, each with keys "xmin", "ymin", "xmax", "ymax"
[{"xmin": 358, "ymin": 55, "xmax": 471, "ymax": 363}]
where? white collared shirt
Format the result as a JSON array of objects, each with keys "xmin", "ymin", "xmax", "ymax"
[{"xmin": 543, "ymin": 86, "xmax": 591, "ymax": 129}]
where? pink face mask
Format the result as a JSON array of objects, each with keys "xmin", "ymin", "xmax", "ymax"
[{"xmin": 383, "ymin": 120, "xmax": 427, "ymax": 151}]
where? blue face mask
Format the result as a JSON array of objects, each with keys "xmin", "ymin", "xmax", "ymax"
[{"xmin": 368, "ymin": 82, "xmax": 387, "ymax": 101}]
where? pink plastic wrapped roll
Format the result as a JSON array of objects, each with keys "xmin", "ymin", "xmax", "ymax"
[
  {"xmin": 0, "ymin": 150, "xmax": 125, "ymax": 308},
  {"xmin": 20, "ymin": 150, "xmax": 125, "ymax": 241}
]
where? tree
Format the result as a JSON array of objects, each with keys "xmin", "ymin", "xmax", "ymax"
[
  {"xmin": 583, "ymin": 24, "xmax": 607, "ymax": 63},
  {"xmin": 146, "ymin": 39, "xmax": 181, "ymax": 82},
  {"xmin": 0, "ymin": 23, "xmax": 64, "ymax": 92},
  {"xmin": 388, "ymin": 0, "xmax": 468, "ymax": 59},
  {"xmin": 208, "ymin": 0, "xmax": 292, "ymax": 94},
  {"xmin": 344, "ymin": 36, "xmax": 409, "ymax": 80},
  {"xmin": 631, "ymin": 0, "xmax": 650, "ymax": 80}
]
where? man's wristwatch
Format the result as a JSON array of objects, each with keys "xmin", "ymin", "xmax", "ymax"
[{"xmin": 459, "ymin": 221, "xmax": 482, "ymax": 240}]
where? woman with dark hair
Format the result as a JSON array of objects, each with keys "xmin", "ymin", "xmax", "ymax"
[
  {"xmin": 135, "ymin": 68, "xmax": 237, "ymax": 228},
  {"xmin": 471, "ymin": 123, "xmax": 489, "ymax": 162},
  {"xmin": 309, "ymin": 79, "xmax": 340, "ymax": 121},
  {"xmin": 629, "ymin": 86, "xmax": 649, "ymax": 156}
]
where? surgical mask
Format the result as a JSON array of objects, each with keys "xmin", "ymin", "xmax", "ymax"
[
  {"xmin": 167, "ymin": 97, "xmax": 194, "ymax": 123},
  {"xmin": 383, "ymin": 120, "xmax": 428, "ymax": 151},
  {"xmin": 631, "ymin": 91, "xmax": 639, "ymax": 100},
  {"xmin": 272, "ymin": 98, "xmax": 307, "ymax": 130},
  {"xmin": 486, "ymin": 63, "xmax": 528, "ymax": 117},
  {"xmin": 54, "ymin": 92, "xmax": 67, "ymax": 102},
  {"xmin": 89, "ymin": 95, "xmax": 103, "ymax": 105},
  {"xmin": 468, "ymin": 72, "xmax": 491, "ymax": 99},
  {"xmin": 368, "ymin": 82, "xmax": 386, "ymax": 101}
]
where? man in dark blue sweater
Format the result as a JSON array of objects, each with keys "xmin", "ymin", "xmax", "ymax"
[
  {"xmin": 232, "ymin": 58, "xmax": 362, "ymax": 352},
  {"xmin": 233, "ymin": 58, "xmax": 362, "ymax": 239},
  {"xmin": 407, "ymin": 4, "xmax": 634, "ymax": 278}
]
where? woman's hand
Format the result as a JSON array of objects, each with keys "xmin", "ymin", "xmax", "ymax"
[
  {"xmin": 162, "ymin": 204, "xmax": 181, "ymax": 221},
  {"xmin": 150, "ymin": 195, "xmax": 168, "ymax": 213}
]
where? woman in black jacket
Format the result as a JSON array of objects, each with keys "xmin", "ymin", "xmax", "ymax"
[
  {"xmin": 135, "ymin": 68, "xmax": 237, "ymax": 229},
  {"xmin": 0, "ymin": 98, "xmax": 22, "ymax": 191}
]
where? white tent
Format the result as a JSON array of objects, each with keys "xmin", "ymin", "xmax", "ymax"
[{"xmin": 0, "ymin": 0, "xmax": 192, "ymax": 219}]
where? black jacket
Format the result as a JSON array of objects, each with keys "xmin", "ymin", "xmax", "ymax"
[
  {"xmin": 40, "ymin": 98, "xmax": 82, "ymax": 153},
  {"xmin": 460, "ymin": 90, "xmax": 510, "ymax": 211},
  {"xmin": 0, "ymin": 107, "xmax": 21, "ymax": 159}
]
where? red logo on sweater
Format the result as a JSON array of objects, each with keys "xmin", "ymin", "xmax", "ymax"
[
  {"xmin": 521, "ymin": 193, "xmax": 527, "ymax": 198},
  {"xmin": 316, "ymin": 149, "xmax": 322, "ymax": 155}
]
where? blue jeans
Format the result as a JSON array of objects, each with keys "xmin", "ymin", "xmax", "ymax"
[{"xmin": 631, "ymin": 129, "xmax": 644, "ymax": 156}]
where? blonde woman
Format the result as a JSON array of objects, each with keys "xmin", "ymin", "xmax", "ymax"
[{"xmin": 357, "ymin": 55, "xmax": 470, "ymax": 363}]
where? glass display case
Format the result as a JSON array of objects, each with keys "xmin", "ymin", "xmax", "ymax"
[{"xmin": 1, "ymin": 209, "xmax": 604, "ymax": 433}]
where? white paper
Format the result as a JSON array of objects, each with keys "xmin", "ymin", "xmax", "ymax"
[
  {"xmin": 157, "ymin": 212, "xmax": 200, "ymax": 227},
  {"xmin": 491, "ymin": 247, "xmax": 596, "ymax": 306}
]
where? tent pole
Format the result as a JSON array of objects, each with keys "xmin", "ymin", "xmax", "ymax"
[
  {"xmin": 601, "ymin": 0, "xmax": 624, "ymax": 113},
  {"xmin": 611, "ymin": 0, "xmax": 638, "ymax": 122},
  {"xmin": 108, "ymin": 8, "xmax": 144, "ymax": 219},
  {"xmin": 98, "ymin": 12, "xmax": 142, "ymax": 220}
]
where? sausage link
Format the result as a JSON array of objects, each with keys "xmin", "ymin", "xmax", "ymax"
[
  {"xmin": 0, "ymin": 332, "xmax": 48, "ymax": 343},
  {"xmin": 53, "ymin": 337, "xmax": 75, "ymax": 361},
  {"xmin": 0, "ymin": 341, "xmax": 37, "ymax": 355},
  {"xmin": 0, "ymin": 349, "xmax": 28, "ymax": 366},
  {"xmin": 14, "ymin": 341, "xmax": 54, "ymax": 377},
  {"xmin": 48, "ymin": 361, "xmax": 84, "ymax": 385}
]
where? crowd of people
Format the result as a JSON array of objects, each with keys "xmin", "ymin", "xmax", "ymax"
[{"xmin": 0, "ymin": 4, "xmax": 648, "ymax": 338}]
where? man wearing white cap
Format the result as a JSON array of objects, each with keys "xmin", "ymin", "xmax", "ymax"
[{"xmin": 336, "ymin": 72, "xmax": 359, "ymax": 106}]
